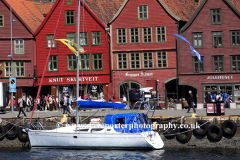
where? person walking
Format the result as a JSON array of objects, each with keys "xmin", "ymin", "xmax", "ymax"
[
  {"xmin": 67, "ymin": 95, "xmax": 73, "ymax": 114},
  {"xmin": 63, "ymin": 95, "xmax": 70, "ymax": 114},
  {"xmin": 46, "ymin": 94, "xmax": 49, "ymax": 110},
  {"xmin": 187, "ymin": 90, "xmax": 196, "ymax": 113},
  {"xmin": 17, "ymin": 97, "xmax": 27, "ymax": 118},
  {"xmin": 56, "ymin": 96, "xmax": 59, "ymax": 111}
]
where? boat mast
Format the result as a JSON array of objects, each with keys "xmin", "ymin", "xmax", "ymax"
[{"xmin": 76, "ymin": 0, "xmax": 81, "ymax": 124}]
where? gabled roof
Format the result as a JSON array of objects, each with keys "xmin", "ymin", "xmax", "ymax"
[
  {"xmin": 85, "ymin": 0, "xmax": 124, "ymax": 25},
  {"xmin": 34, "ymin": 2, "xmax": 54, "ymax": 16},
  {"xmin": 35, "ymin": 0, "xmax": 107, "ymax": 36},
  {"xmin": 109, "ymin": 0, "xmax": 198, "ymax": 24},
  {"xmin": 181, "ymin": 0, "xmax": 240, "ymax": 32},
  {"xmin": 4, "ymin": 0, "xmax": 45, "ymax": 32}
]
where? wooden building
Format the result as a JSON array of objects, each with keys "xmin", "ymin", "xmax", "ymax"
[
  {"xmin": 0, "ymin": 0, "xmax": 45, "ymax": 108},
  {"xmin": 108, "ymin": 0, "xmax": 197, "ymax": 101},
  {"xmin": 178, "ymin": 0, "xmax": 240, "ymax": 106},
  {"xmin": 35, "ymin": 0, "xmax": 110, "ymax": 101}
]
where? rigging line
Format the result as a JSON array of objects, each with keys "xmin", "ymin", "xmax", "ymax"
[
  {"xmin": 57, "ymin": 40, "xmax": 60, "ymax": 110},
  {"xmin": 80, "ymin": 3, "xmax": 111, "ymax": 100},
  {"xmin": 30, "ymin": 0, "xmax": 65, "ymax": 122}
]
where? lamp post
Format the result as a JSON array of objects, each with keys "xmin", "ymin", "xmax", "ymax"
[{"xmin": 10, "ymin": 5, "xmax": 16, "ymax": 115}]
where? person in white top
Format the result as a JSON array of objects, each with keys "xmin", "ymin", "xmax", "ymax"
[
  {"xmin": 122, "ymin": 95, "xmax": 127, "ymax": 104},
  {"xmin": 67, "ymin": 95, "xmax": 73, "ymax": 114},
  {"xmin": 26, "ymin": 96, "xmax": 31, "ymax": 112}
]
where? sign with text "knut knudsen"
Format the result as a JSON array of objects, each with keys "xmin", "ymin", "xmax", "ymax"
[{"xmin": 9, "ymin": 77, "xmax": 16, "ymax": 92}]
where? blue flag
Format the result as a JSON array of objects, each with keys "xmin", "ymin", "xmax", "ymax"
[{"xmin": 173, "ymin": 34, "xmax": 202, "ymax": 64}]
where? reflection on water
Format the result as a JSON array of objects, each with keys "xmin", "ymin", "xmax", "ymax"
[{"xmin": 0, "ymin": 148, "xmax": 240, "ymax": 160}]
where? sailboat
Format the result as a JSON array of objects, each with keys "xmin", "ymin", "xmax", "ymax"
[{"xmin": 27, "ymin": 0, "xmax": 164, "ymax": 149}]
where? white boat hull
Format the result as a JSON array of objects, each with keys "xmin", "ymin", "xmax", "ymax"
[{"xmin": 28, "ymin": 126, "xmax": 164, "ymax": 149}]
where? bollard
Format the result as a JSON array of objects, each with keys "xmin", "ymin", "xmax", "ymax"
[
  {"xmin": 61, "ymin": 114, "xmax": 68, "ymax": 123},
  {"xmin": 191, "ymin": 113, "xmax": 197, "ymax": 118}
]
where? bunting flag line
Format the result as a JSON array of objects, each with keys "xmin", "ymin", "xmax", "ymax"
[{"xmin": 173, "ymin": 34, "xmax": 202, "ymax": 64}]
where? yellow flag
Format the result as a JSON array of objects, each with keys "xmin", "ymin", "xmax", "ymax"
[{"xmin": 55, "ymin": 39, "xmax": 86, "ymax": 69}]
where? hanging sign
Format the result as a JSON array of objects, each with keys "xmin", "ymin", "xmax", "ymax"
[{"xmin": 9, "ymin": 77, "xmax": 16, "ymax": 92}]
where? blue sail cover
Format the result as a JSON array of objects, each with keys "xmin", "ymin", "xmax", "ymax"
[{"xmin": 77, "ymin": 100, "xmax": 128, "ymax": 110}]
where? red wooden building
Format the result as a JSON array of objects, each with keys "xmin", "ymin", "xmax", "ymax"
[
  {"xmin": 108, "ymin": 0, "xmax": 197, "ymax": 101},
  {"xmin": 0, "ymin": 0, "xmax": 45, "ymax": 107},
  {"xmin": 35, "ymin": 0, "xmax": 110, "ymax": 101},
  {"xmin": 178, "ymin": 0, "xmax": 240, "ymax": 107}
]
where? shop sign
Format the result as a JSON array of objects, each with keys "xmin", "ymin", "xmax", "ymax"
[
  {"xmin": 48, "ymin": 76, "xmax": 99, "ymax": 83},
  {"xmin": 125, "ymin": 72, "xmax": 153, "ymax": 77},
  {"xmin": 207, "ymin": 75, "xmax": 233, "ymax": 80},
  {"xmin": 63, "ymin": 87, "xmax": 68, "ymax": 93},
  {"xmin": 91, "ymin": 86, "xmax": 97, "ymax": 92}
]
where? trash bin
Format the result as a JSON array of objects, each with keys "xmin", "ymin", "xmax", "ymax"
[{"xmin": 206, "ymin": 101, "xmax": 225, "ymax": 116}]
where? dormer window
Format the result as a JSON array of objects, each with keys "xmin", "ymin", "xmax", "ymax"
[
  {"xmin": 138, "ymin": 5, "xmax": 148, "ymax": 20},
  {"xmin": 211, "ymin": 9, "xmax": 221, "ymax": 24}
]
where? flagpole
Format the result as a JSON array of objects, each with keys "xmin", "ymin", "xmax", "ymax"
[{"xmin": 76, "ymin": 0, "xmax": 80, "ymax": 125}]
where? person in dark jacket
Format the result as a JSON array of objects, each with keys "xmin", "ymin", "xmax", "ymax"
[
  {"xmin": 205, "ymin": 92, "xmax": 212, "ymax": 103},
  {"xmin": 187, "ymin": 90, "xmax": 196, "ymax": 113}
]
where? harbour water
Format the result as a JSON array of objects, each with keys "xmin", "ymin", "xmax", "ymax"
[{"xmin": 0, "ymin": 148, "xmax": 240, "ymax": 160}]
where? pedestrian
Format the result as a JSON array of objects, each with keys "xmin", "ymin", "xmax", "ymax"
[
  {"xmin": 56, "ymin": 96, "xmax": 59, "ymax": 110},
  {"xmin": 26, "ymin": 95, "xmax": 31, "ymax": 112},
  {"xmin": 122, "ymin": 95, "xmax": 127, "ymax": 104},
  {"xmin": 187, "ymin": 90, "xmax": 196, "ymax": 113},
  {"xmin": 216, "ymin": 93, "xmax": 222, "ymax": 101},
  {"xmin": 22, "ymin": 93, "xmax": 27, "ymax": 110},
  {"xmin": 63, "ymin": 95, "xmax": 70, "ymax": 114},
  {"xmin": 67, "ymin": 95, "xmax": 73, "ymax": 114},
  {"xmin": 211, "ymin": 92, "xmax": 216, "ymax": 102},
  {"xmin": 36, "ymin": 96, "xmax": 41, "ymax": 111},
  {"xmin": 205, "ymin": 92, "xmax": 211, "ymax": 103},
  {"xmin": 46, "ymin": 94, "xmax": 49, "ymax": 110},
  {"xmin": 112, "ymin": 94, "xmax": 116, "ymax": 102},
  {"xmin": 60, "ymin": 96, "xmax": 64, "ymax": 112},
  {"xmin": 17, "ymin": 97, "xmax": 27, "ymax": 118},
  {"xmin": 49, "ymin": 95, "xmax": 53, "ymax": 111},
  {"xmin": 9, "ymin": 96, "xmax": 16, "ymax": 111},
  {"xmin": 83, "ymin": 95, "xmax": 88, "ymax": 99}
]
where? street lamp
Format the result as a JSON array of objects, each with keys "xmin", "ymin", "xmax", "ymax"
[{"xmin": 10, "ymin": 5, "xmax": 17, "ymax": 115}]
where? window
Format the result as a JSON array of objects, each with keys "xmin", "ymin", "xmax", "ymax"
[
  {"xmin": 211, "ymin": 9, "xmax": 221, "ymax": 24},
  {"xmin": 143, "ymin": 52, "xmax": 153, "ymax": 68},
  {"xmin": 130, "ymin": 53, "xmax": 140, "ymax": 69},
  {"xmin": 119, "ymin": 81, "xmax": 141, "ymax": 99},
  {"xmin": 0, "ymin": 15, "xmax": 4, "ymax": 27},
  {"xmin": 4, "ymin": 61, "xmax": 25, "ymax": 77},
  {"xmin": 130, "ymin": 28, "xmax": 139, "ymax": 44},
  {"xmin": 65, "ymin": 11, "xmax": 75, "ymax": 25},
  {"xmin": 80, "ymin": 54, "xmax": 90, "ymax": 70},
  {"xmin": 212, "ymin": 32, "xmax": 222, "ymax": 47},
  {"xmin": 213, "ymin": 56, "xmax": 224, "ymax": 72},
  {"xmin": 156, "ymin": 26, "xmax": 166, "ymax": 43},
  {"xmin": 15, "ymin": 62, "xmax": 25, "ymax": 77},
  {"xmin": 92, "ymin": 54, "xmax": 103, "ymax": 70},
  {"xmin": 66, "ymin": 33, "xmax": 75, "ymax": 46},
  {"xmin": 67, "ymin": 55, "xmax": 76, "ymax": 71},
  {"xmin": 48, "ymin": 56, "xmax": 58, "ymax": 72},
  {"xmin": 193, "ymin": 56, "xmax": 204, "ymax": 73},
  {"xmin": 117, "ymin": 28, "xmax": 126, "ymax": 44},
  {"xmin": 138, "ymin": 5, "xmax": 148, "ymax": 20},
  {"xmin": 230, "ymin": 30, "xmax": 240, "ymax": 46},
  {"xmin": 193, "ymin": 33, "xmax": 203, "ymax": 48},
  {"xmin": 14, "ymin": 39, "xmax": 24, "ymax": 54},
  {"xmin": 92, "ymin": 32, "xmax": 101, "ymax": 45},
  {"xmin": 231, "ymin": 55, "xmax": 240, "ymax": 72},
  {"xmin": 4, "ymin": 62, "xmax": 12, "ymax": 77},
  {"xmin": 156, "ymin": 51, "xmax": 167, "ymax": 68},
  {"xmin": 46, "ymin": 35, "xmax": 56, "ymax": 48},
  {"xmin": 142, "ymin": 27, "xmax": 152, "ymax": 43},
  {"xmin": 80, "ymin": 32, "xmax": 88, "ymax": 46},
  {"xmin": 118, "ymin": 53, "xmax": 127, "ymax": 69}
]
